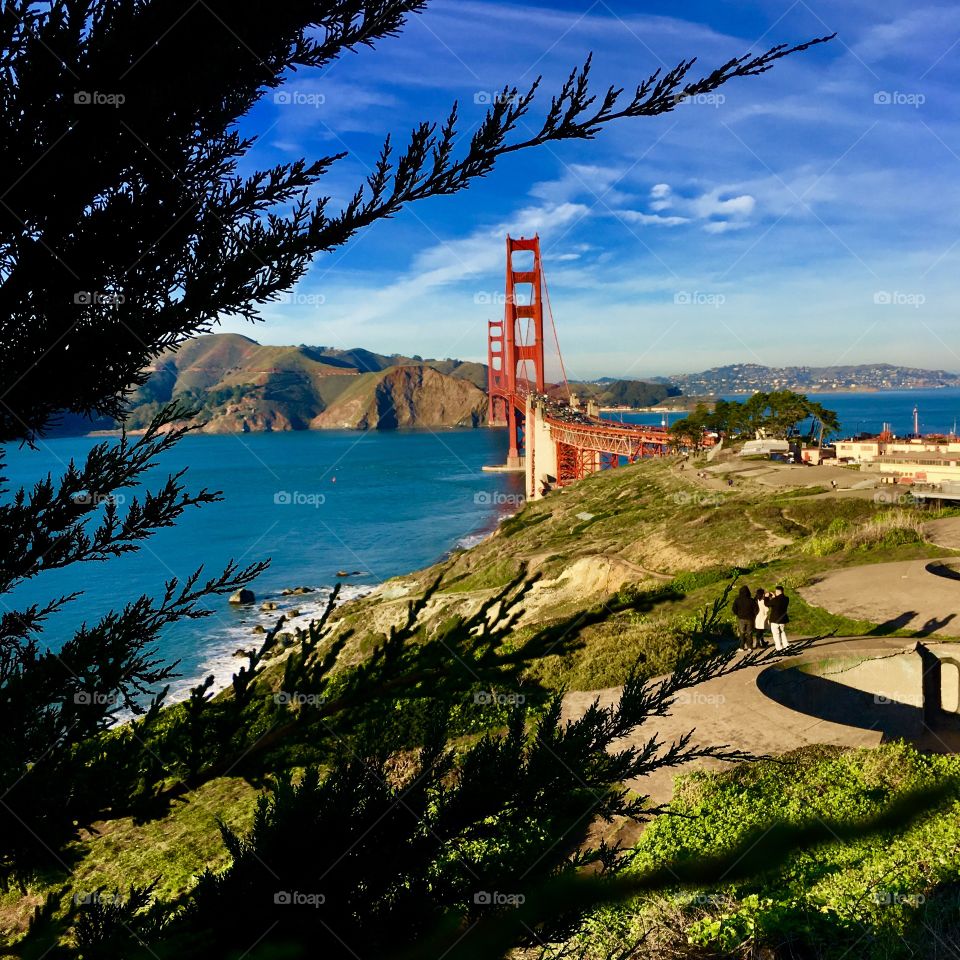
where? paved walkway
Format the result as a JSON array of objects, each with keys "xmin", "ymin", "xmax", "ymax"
[
  {"xmin": 562, "ymin": 634, "xmax": 925, "ymax": 848},
  {"xmin": 925, "ymin": 516, "xmax": 960, "ymax": 551},
  {"xmin": 800, "ymin": 557, "xmax": 960, "ymax": 637}
]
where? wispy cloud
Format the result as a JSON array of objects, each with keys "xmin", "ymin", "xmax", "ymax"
[{"xmin": 218, "ymin": 0, "xmax": 960, "ymax": 376}]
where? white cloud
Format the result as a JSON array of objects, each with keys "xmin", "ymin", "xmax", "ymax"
[
  {"xmin": 852, "ymin": 7, "xmax": 960, "ymax": 63},
  {"xmin": 314, "ymin": 201, "xmax": 590, "ymax": 329},
  {"xmin": 617, "ymin": 182, "xmax": 755, "ymax": 232},
  {"xmin": 529, "ymin": 163, "xmax": 631, "ymax": 206},
  {"xmin": 614, "ymin": 210, "xmax": 690, "ymax": 226}
]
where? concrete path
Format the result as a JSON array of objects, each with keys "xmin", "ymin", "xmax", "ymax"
[
  {"xmin": 800, "ymin": 557, "xmax": 960, "ymax": 637},
  {"xmin": 562, "ymin": 635, "xmax": 924, "ymax": 848},
  {"xmin": 925, "ymin": 516, "xmax": 960, "ymax": 551}
]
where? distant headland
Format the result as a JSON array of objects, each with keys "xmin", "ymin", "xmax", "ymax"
[{"xmin": 46, "ymin": 336, "xmax": 960, "ymax": 437}]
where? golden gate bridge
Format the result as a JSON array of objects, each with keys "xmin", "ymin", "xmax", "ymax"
[{"xmin": 485, "ymin": 234, "xmax": 679, "ymax": 500}]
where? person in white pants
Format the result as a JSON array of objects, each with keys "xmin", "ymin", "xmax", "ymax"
[{"xmin": 768, "ymin": 585, "xmax": 790, "ymax": 652}]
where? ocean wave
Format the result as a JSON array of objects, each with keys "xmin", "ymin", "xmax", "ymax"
[
  {"xmin": 455, "ymin": 531, "xmax": 491, "ymax": 550},
  {"xmin": 164, "ymin": 581, "xmax": 376, "ymax": 704}
]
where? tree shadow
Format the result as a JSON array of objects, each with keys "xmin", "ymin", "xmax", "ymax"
[{"xmin": 926, "ymin": 559, "xmax": 960, "ymax": 582}]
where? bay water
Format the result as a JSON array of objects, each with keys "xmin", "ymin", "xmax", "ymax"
[{"xmin": 3, "ymin": 429, "xmax": 524, "ymax": 699}]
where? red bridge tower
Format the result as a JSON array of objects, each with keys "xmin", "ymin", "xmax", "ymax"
[{"xmin": 487, "ymin": 234, "xmax": 545, "ymax": 467}]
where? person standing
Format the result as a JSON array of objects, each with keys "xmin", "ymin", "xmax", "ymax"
[
  {"xmin": 753, "ymin": 588, "xmax": 770, "ymax": 649},
  {"xmin": 768, "ymin": 585, "xmax": 791, "ymax": 652},
  {"xmin": 732, "ymin": 585, "xmax": 758, "ymax": 651}
]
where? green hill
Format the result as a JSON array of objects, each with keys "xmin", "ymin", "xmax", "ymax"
[
  {"xmin": 118, "ymin": 334, "xmax": 487, "ymax": 432},
  {"xmin": 62, "ymin": 333, "xmax": 680, "ymax": 435}
]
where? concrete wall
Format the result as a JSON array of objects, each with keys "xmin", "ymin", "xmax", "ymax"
[
  {"xmin": 811, "ymin": 652, "xmax": 925, "ymax": 708},
  {"xmin": 760, "ymin": 642, "xmax": 960, "ymax": 740},
  {"xmin": 920, "ymin": 643, "xmax": 960, "ymax": 714},
  {"xmin": 526, "ymin": 396, "xmax": 558, "ymax": 501}
]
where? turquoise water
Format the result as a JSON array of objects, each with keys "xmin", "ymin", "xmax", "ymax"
[
  {"xmin": 3, "ymin": 429, "xmax": 524, "ymax": 698},
  {"xmin": 603, "ymin": 388, "xmax": 960, "ymax": 437}
]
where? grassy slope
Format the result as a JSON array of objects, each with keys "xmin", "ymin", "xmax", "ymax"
[
  {"xmin": 571, "ymin": 743, "xmax": 960, "ymax": 959},
  {"xmin": 7, "ymin": 455, "xmax": 960, "ymax": 942},
  {"xmin": 330, "ymin": 456, "xmax": 958, "ymax": 690},
  {"xmin": 0, "ymin": 777, "xmax": 258, "ymax": 938}
]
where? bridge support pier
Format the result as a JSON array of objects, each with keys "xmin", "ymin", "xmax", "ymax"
[{"xmin": 526, "ymin": 396, "xmax": 558, "ymax": 501}]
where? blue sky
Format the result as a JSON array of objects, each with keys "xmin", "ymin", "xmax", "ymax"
[{"xmin": 219, "ymin": 0, "xmax": 960, "ymax": 380}]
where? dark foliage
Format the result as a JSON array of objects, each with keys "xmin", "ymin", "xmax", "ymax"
[{"xmin": 18, "ymin": 579, "xmax": 801, "ymax": 959}]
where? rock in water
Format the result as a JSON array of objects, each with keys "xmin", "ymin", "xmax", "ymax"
[{"xmin": 229, "ymin": 589, "xmax": 255, "ymax": 604}]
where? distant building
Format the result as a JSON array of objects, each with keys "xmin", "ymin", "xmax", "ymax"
[
  {"xmin": 836, "ymin": 436, "xmax": 960, "ymax": 485},
  {"xmin": 740, "ymin": 439, "xmax": 790, "ymax": 456}
]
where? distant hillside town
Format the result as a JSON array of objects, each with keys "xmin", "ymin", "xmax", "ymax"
[{"xmin": 661, "ymin": 363, "xmax": 960, "ymax": 394}]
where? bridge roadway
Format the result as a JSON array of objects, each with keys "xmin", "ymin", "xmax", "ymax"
[{"xmin": 516, "ymin": 392, "xmax": 675, "ymax": 500}]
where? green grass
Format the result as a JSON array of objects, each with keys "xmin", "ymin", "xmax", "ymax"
[
  {"xmin": 0, "ymin": 776, "xmax": 260, "ymax": 939},
  {"xmin": 439, "ymin": 556, "xmax": 523, "ymax": 593},
  {"xmin": 569, "ymin": 744, "xmax": 960, "ymax": 959}
]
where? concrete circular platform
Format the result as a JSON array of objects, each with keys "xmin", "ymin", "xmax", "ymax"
[
  {"xmin": 925, "ymin": 516, "xmax": 960, "ymax": 551},
  {"xmin": 799, "ymin": 557, "xmax": 960, "ymax": 637},
  {"xmin": 563, "ymin": 634, "xmax": 960, "ymax": 848}
]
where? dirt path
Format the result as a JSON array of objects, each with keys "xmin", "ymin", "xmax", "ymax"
[{"xmin": 745, "ymin": 511, "xmax": 793, "ymax": 548}]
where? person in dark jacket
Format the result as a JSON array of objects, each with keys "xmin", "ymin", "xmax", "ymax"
[
  {"xmin": 767, "ymin": 585, "xmax": 790, "ymax": 652},
  {"xmin": 732, "ymin": 585, "xmax": 758, "ymax": 651}
]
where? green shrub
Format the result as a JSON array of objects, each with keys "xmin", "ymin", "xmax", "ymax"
[
  {"xmin": 801, "ymin": 532, "xmax": 843, "ymax": 556},
  {"xmin": 620, "ymin": 744, "xmax": 960, "ymax": 958}
]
